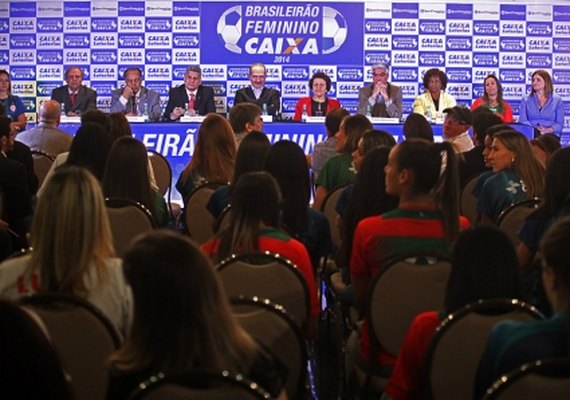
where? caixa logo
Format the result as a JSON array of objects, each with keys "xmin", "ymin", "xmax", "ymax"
[
  {"xmin": 92, "ymin": 67, "xmax": 117, "ymax": 80},
  {"xmin": 173, "ymin": 35, "xmax": 199, "ymax": 48},
  {"xmin": 337, "ymin": 83, "xmax": 360, "ymax": 96},
  {"xmin": 448, "ymin": 53, "xmax": 473, "ymax": 66},
  {"xmin": 446, "ymin": 37, "xmax": 471, "ymax": 51},
  {"xmin": 282, "ymin": 83, "xmax": 307, "ymax": 96},
  {"xmin": 202, "ymin": 67, "xmax": 226, "ymax": 80},
  {"xmin": 501, "ymin": 22, "xmax": 524, "ymax": 35},
  {"xmin": 339, "ymin": 68, "xmax": 363, "ymax": 80},
  {"xmin": 474, "ymin": 70, "xmax": 497, "ymax": 82},
  {"xmin": 474, "ymin": 38, "xmax": 498, "ymax": 51},
  {"xmin": 91, "ymin": 18, "xmax": 118, "ymax": 31},
  {"xmin": 38, "ymin": 35, "xmax": 63, "ymax": 48},
  {"xmin": 118, "ymin": 50, "xmax": 143, "ymax": 64},
  {"xmin": 419, "ymin": 21, "xmax": 445, "ymax": 34},
  {"xmin": 527, "ymin": 39, "xmax": 551, "ymax": 52},
  {"xmin": 10, "ymin": 67, "xmax": 36, "ymax": 79},
  {"xmin": 553, "ymin": 87, "xmax": 570, "ymax": 100},
  {"xmin": 37, "ymin": 50, "xmax": 63, "ymax": 63},
  {"xmin": 393, "ymin": 21, "xmax": 417, "ymax": 33},
  {"xmin": 553, "ymin": 71, "xmax": 570, "ymax": 85},
  {"xmin": 282, "ymin": 68, "xmax": 309, "ymax": 80},
  {"xmin": 311, "ymin": 67, "xmax": 335, "ymax": 77},
  {"xmin": 473, "ymin": 22, "xmax": 499, "ymax": 35},
  {"xmin": 447, "ymin": 22, "xmax": 471, "ymax": 34},
  {"xmin": 37, "ymin": 19, "xmax": 64, "ymax": 32},
  {"xmin": 65, "ymin": 50, "xmax": 90, "ymax": 64},
  {"xmin": 499, "ymin": 69, "xmax": 525, "ymax": 83},
  {"xmin": 146, "ymin": 35, "xmax": 171, "ymax": 47},
  {"xmin": 228, "ymin": 83, "xmax": 246, "ymax": 96},
  {"xmin": 392, "ymin": 68, "xmax": 418, "ymax": 81},
  {"xmin": 146, "ymin": 18, "xmax": 172, "ymax": 31},
  {"xmin": 91, "ymin": 51, "xmax": 117, "ymax": 63},
  {"xmin": 38, "ymin": 66, "xmax": 62, "ymax": 80},
  {"xmin": 37, "ymin": 83, "xmax": 60, "ymax": 96},
  {"xmin": 365, "ymin": 20, "xmax": 391, "ymax": 34},
  {"xmin": 93, "ymin": 35, "xmax": 117, "ymax": 47},
  {"xmin": 366, "ymin": 36, "xmax": 390, "ymax": 49},
  {"xmin": 365, "ymin": 52, "xmax": 391, "ymax": 65},
  {"xmin": 173, "ymin": 50, "xmax": 198, "ymax": 64},
  {"xmin": 65, "ymin": 19, "xmax": 89, "ymax": 31},
  {"xmin": 118, "ymin": 34, "xmax": 144, "ymax": 47},
  {"xmin": 174, "ymin": 19, "xmax": 198, "ymax": 32},
  {"xmin": 446, "ymin": 69, "xmax": 472, "ymax": 82},
  {"xmin": 172, "ymin": 67, "xmax": 188, "ymax": 80},
  {"xmin": 554, "ymin": 39, "xmax": 570, "ymax": 53},
  {"xmin": 500, "ymin": 54, "xmax": 524, "ymax": 67},
  {"xmin": 447, "ymin": 85, "xmax": 471, "ymax": 99},
  {"xmin": 11, "ymin": 20, "xmax": 35, "ymax": 32},
  {"xmin": 400, "ymin": 84, "xmax": 417, "ymax": 97},
  {"xmin": 119, "ymin": 20, "xmax": 143, "ymax": 31},
  {"xmin": 392, "ymin": 36, "xmax": 418, "ymax": 50},
  {"xmin": 554, "ymin": 55, "xmax": 570, "ymax": 68},
  {"xmin": 421, "ymin": 38, "xmax": 444, "ymax": 50},
  {"xmin": 419, "ymin": 53, "xmax": 445, "ymax": 66},
  {"xmin": 472, "ymin": 53, "xmax": 498, "ymax": 67},
  {"xmin": 146, "ymin": 67, "xmax": 171, "ymax": 80},
  {"xmin": 11, "ymin": 51, "xmax": 35, "ymax": 64},
  {"xmin": 527, "ymin": 23, "xmax": 552, "ymax": 36},
  {"xmin": 12, "ymin": 83, "xmax": 35, "ymax": 96},
  {"xmin": 64, "ymin": 34, "xmax": 90, "ymax": 48},
  {"xmin": 91, "ymin": 83, "xmax": 115, "ymax": 96},
  {"xmin": 554, "ymin": 23, "xmax": 570, "ymax": 36},
  {"xmin": 502, "ymin": 85, "xmax": 524, "ymax": 99},
  {"xmin": 393, "ymin": 52, "xmax": 417, "ymax": 65},
  {"xmin": 227, "ymin": 68, "xmax": 249, "ymax": 79}
]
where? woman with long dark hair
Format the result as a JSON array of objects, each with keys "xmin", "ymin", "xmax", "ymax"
[{"xmin": 471, "ymin": 75, "xmax": 514, "ymax": 123}]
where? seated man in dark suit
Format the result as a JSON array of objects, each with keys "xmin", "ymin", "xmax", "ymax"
[
  {"xmin": 51, "ymin": 67, "xmax": 97, "ymax": 116},
  {"xmin": 234, "ymin": 63, "xmax": 280, "ymax": 117},
  {"xmin": 109, "ymin": 67, "xmax": 162, "ymax": 121},
  {"xmin": 163, "ymin": 65, "xmax": 216, "ymax": 120}
]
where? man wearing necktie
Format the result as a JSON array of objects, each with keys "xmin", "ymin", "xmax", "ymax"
[
  {"xmin": 163, "ymin": 65, "xmax": 216, "ymax": 121},
  {"xmin": 110, "ymin": 67, "xmax": 162, "ymax": 121},
  {"xmin": 356, "ymin": 62, "xmax": 403, "ymax": 119},
  {"xmin": 51, "ymin": 67, "xmax": 97, "ymax": 116}
]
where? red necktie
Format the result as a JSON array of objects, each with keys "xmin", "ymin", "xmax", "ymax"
[
  {"xmin": 70, "ymin": 92, "xmax": 77, "ymax": 108},
  {"xmin": 188, "ymin": 93, "xmax": 195, "ymax": 111}
]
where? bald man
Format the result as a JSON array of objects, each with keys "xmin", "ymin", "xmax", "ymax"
[{"xmin": 16, "ymin": 100, "xmax": 72, "ymax": 157}]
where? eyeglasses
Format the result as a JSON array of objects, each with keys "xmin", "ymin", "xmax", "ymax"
[{"xmin": 373, "ymin": 72, "xmax": 388, "ymax": 77}]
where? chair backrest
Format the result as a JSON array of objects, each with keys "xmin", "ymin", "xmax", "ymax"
[
  {"xmin": 425, "ymin": 299, "xmax": 544, "ymax": 400},
  {"xmin": 147, "ymin": 150, "xmax": 172, "ymax": 196},
  {"xmin": 216, "ymin": 252, "xmax": 310, "ymax": 333},
  {"xmin": 20, "ymin": 293, "xmax": 121, "ymax": 400},
  {"xmin": 320, "ymin": 184, "xmax": 347, "ymax": 249},
  {"xmin": 32, "ymin": 151, "xmax": 55, "ymax": 188},
  {"xmin": 214, "ymin": 205, "xmax": 232, "ymax": 234},
  {"xmin": 129, "ymin": 370, "xmax": 274, "ymax": 400},
  {"xmin": 460, "ymin": 173, "xmax": 481, "ymax": 225},
  {"xmin": 497, "ymin": 198, "xmax": 541, "ymax": 246},
  {"xmin": 230, "ymin": 296, "xmax": 307, "ymax": 400},
  {"xmin": 105, "ymin": 198, "xmax": 156, "ymax": 258},
  {"xmin": 367, "ymin": 253, "xmax": 452, "ymax": 357},
  {"xmin": 184, "ymin": 182, "xmax": 224, "ymax": 244},
  {"xmin": 483, "ymin": 358, "xmax": 570, "ymax": 400}
]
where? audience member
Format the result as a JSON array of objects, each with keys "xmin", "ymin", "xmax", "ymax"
[
  {"xmin": 202, "ymin": 171, "xmax": 319, "ymax": 333},
  {"xmin": 442, "ymin": 105, "xmax": 474, "ymax": 153},
  {"xmin": 384, "ymin": 225, "xmax": 525, "ymax": 400},
  {"xmin": 0, "ymin": 69, "xmax": 27, "ymax": 131},
  {"xmin": 313, "ymin": 114, "xmax": 372, "ymax": 210},
  {"xmin": 51, "ymin": 67, "xmax": 97, "ymax": 116},
  {"xmin": 109, "ymin": 67, "xmax": 162, "ymax": 121},
  {"xmin": 107, "ymin": 111, "xmax": 133, "ymax": 141},
  {"xmin": 175, "ymin": 113, "xmax": 235, "ymax": 202},
  {"xmin": 103, "ymin": 137, "xmax": 169, "ymax": 227},
  {"xmin": 474, "ymin": 216, "xmax": 570, "ymax": 399},
  {"xmin": 519, "ymin": 69, "xmax": 565, "ymax": 138},
  {"xmin": 471, "ymin": 75, "xmax": 514, "ymax": 122},
  {"xmin": 294, "ymin": 72, "xmax": 340, "ymax": 121},
  {"xmin": 357, "ymin": 62, "xmax": 403, "ymax": 119},
  {"xmin": 349, "ymin": 139, "xmax": 468, "ymax": 370},
  {"xmin": 412, "ymin": 68, "xmax": 456, "ymax": 120},
  {"xmin": 311, "ymin": 107, "xmax": 350, "ymax": 180},
  {"xmin": 477, "ymin": 130, "xmax": 545, "ymax": 224},
  {"xmin": 16, "ymin": 100, "xmax": 72, "ymax": 157},
  {"xmin": 0, "ymin": 166, "xmax": 132, "ymax": 335},
  {"xmin": 234, "ymin": 63, "xmax": 280, "ymax": 117},
  {"xmin": 530, "ymin": 134, "xmax": 561, "ymax": 168},
  {"xmin": 108, "ymin": 231, "xmax": 286, "ymax": 399},
  {"xmin": 206, "ymin": 131, "xmax": 270, "ymax": 219},
  {"xmin": 402, "ymin": 113, "xmax": 433, "ymax": 142},
  {"xmin": 228, "ymin": 103, "xmax": 263, "ymax": 147},
  {"xmin": 164, "ymin": 65, "xmax": 215, "ymax": 120}
]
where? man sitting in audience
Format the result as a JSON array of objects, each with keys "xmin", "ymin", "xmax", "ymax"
[
  {"xmin": 228, "ymin": 103, "xmax": 263, "ymax": 147},
  {"xmin": 16, "ymin": 100, "xmax": 72, "ymax": 158},
  {"xmin": 310, "ymin": 107, "xmax": 350, "ymax": 180},
  {"xmin": 442, "ymin": 105, "xmax": 474, "ymax": 153}
]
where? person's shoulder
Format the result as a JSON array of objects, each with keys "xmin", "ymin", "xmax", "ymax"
[
  {"xmin": 200, "ymin": 84, "xmax": 215, "ymax": 94},
  {"xmin": 83, "ymin": 85, "xmax": 97, "ymax": 94},
  {"xmin": 0, "ymin": 254, "xmax": 31, "ymax": 275}
]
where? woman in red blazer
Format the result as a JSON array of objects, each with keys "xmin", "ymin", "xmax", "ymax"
[{"xmin": 294, "ymin": 72, "xmax": 341, "ymax": 121}]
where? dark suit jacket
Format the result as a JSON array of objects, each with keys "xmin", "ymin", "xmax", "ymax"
[
  {"xmin": 163, "ymin": 85, "xmax": 216, "ymax": 120},
  {"xmin": 234, "ymin": 86, "xmax": 281, "ymax": 116},
  {"xmin": 51, "ymin": 85, "xmax": 98, "ymax": 114},
  {"xmin": 0, "ymin": 155, "xmax": 32, "ymax": 245},
  {"xmin": 459, "ymin": 145, "xmax": 489, "ymax": 188},
  {"xmin": 7, "ymin": 141, "xmax": 38, "ymax": 195}
]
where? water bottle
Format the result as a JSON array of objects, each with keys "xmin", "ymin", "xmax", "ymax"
[
  {"xmin": 60, "ymin": 102, "xmax": 66, "ymax": 116},
  {"xmin": 262, "ymin": 103, "xmax": 268, "ymax": 116},
  {"xmin": 184, "ymin": 102, "xmax": 189, "ymax": 117},
  {"xmin": 366, "ymin": 103, "xmax": 372, "ymax": 117},
  {"xmin": 141, "ymin": 102, "xmax": 148, "ymax": 118},
  {"xmin": 301, "ymin": 104, "xmax": 308, "ymax": 122}
]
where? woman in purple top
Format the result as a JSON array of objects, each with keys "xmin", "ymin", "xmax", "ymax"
[{"xmin": 518, "ymin": 70, "xmax": 565, "ymax": 138}]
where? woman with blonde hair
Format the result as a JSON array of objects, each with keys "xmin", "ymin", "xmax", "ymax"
[
  {"xmin": 0, "ymin": 166, "xmax": 131, "ymax": 335},
  {"xmin": 108, "ymin": 230, "xmax": 286, "ymax": 399},
  {"xmin": 176, "ymin": 113, "xmax": 236, "ymax": 202},
  {"xmin": 477, "ymin": 130, "xmax": 545, "ymax": 224}
]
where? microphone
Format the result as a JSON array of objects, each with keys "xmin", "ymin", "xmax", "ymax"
[{"xmin": 130, "ymin": 95, "xmax": 136, "ymax": 114}]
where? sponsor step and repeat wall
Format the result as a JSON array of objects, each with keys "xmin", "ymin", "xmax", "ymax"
[{"xmin": 2, "ymin": 0, "xmax": 570, "ymax": 129}]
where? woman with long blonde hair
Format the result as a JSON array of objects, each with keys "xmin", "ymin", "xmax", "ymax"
[{"xmin": 0, "ymin": 166, "xmax": 131, "ymax": 334}]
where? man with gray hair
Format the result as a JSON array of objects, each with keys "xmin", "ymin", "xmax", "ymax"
[
  {"xmin": 234, "ymin": 63, "xmax": 281, "ymax": 117},
  {"xmin": 164, "ymin": 65, "xmax": 216, "ymax": 120},
  {"xmin": 16, "ymin": 99, "xmax": 72, "ymax": 157},
  {"xmin": 357, "ymin": 62, "xmax": 403, "ymax": 119}
]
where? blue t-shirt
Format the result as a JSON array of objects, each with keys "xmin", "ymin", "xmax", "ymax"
[
  {"xmin": 206, "ymin": 185, "xmax": 231, "ymax": 218},
  {"xmin": 477, "ymin": 169, "xmax": 527, "ymax": 221},
  {"xmin": 519, "ymin": 205, "xmax": 570, "ymax": 252},
  {"xmin": 0, "ymin": 95, "xmax": 26, "ymax": 122}
]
